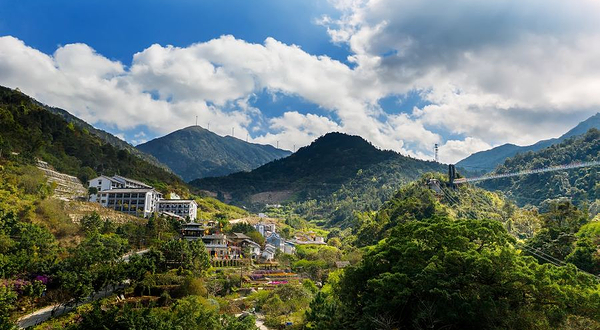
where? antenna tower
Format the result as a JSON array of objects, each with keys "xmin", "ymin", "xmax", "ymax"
[{"xmin": 434, "ymin": 144, "xmax": 439, "ymax": 162}]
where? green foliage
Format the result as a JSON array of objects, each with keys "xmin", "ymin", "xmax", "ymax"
[
  {"xmin": 527, "ymin": 200, "xmax": 590, "ymax": 262},
  {"xmin": 155, "ymin": 239, "xmax": 211, "ymax": 275},
  {"xmin": 331, "ymin": 216, "xmax": 600, "ymax": 329},
  {"xmin": 62, "ymin": 296, "xmax": 256, "ymax": 330},
  {"xmin": 0, "ymin": 86, "xmax": 186, "ymax": 192},
  {"xmin": 252, "ymin": 283, "xmax": 314, "ymax": 329},
  {"xmin": 196, "ymin": 197, "xmax": 249, "ymax": 221},
  {"xmin": 192, "ymin": 132, "xmax": 445, "ymax": 225},
  {"xmin": 80, "ymin": 212, "xmax": 102, "ymax": 236},
  {"xmin": 483, "ymin": 128, "xmax": 600, "ymax": 206}
]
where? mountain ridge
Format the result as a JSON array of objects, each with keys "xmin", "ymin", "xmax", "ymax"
[
  {"xmin": 191, "ymin": 132, "xmax": 446, "ymax": 224},
  {"xmin": 480, "ymin": 128, "xmax": 600, "ymax": 207},
  {"xmin": 136, "ymin": 125, "xmax": 291, "ymax": 181},
  {"xmin": 457, "ymin": 112, "xmax": 600, "ymax": 172}
]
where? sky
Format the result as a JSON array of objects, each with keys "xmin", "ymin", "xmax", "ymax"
[{"xmin": 1, "ymin": 0, "xmax": 600, "ymax": 163}]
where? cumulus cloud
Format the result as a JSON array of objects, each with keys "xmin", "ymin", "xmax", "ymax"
[
  {"xmin": 323, "ymin": 0, "xmax": 600, "ymax": 146},
  {"xmin": 439, "ymin": 137, "xmax": 492, "ymax": 164},
  {"xmin": 2, "ymin": 0, "xmax": 600, "ymax": 164}
]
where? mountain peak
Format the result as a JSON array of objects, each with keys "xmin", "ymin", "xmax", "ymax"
[{"xmin": 136, "ymin": 126, "xmax": 291, "ymax": 181}]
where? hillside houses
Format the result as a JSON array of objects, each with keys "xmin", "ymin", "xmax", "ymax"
[{"xmin": 88, "ymin": 175, "xmax": 197, "ymax": 220}]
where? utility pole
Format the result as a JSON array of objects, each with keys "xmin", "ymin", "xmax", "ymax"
[
  {"xmin": 276, "ymin": 141, "xmax": 279, "ymax": 149},
  {"xmin": 232, "ymin": 127, "xmax": 235, "ymax": 137},
  {"xmin": 196, "ymin": 116, "xmax": 198, "ymax": 126},
  {"xmin": 293, "ymin": 144, "xmax": 296, "ymax": 152}
]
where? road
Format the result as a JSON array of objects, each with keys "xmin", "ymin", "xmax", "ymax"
[{"xmin": 17, "ymin": 249, "xmax": 149, "ymax": 329}]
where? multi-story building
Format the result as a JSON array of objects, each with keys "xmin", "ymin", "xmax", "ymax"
[
  {"xmin": 157, "ymin": 199, "xmax": 198, "ymax": 220},
  {"xmin": 97, "ymin": 188, "xmax": 162, "ymax": 218}
]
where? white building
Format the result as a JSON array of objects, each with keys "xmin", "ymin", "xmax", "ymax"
[
  {"xmin": 88, "ymin": 175, "xmax": 125, "ymax": 202},
  {"xmin": 88, "ymin": 175, "xmax": 152, "ymax": 202},
  {"xmin": 157, "ymin": 199, "xmax": 198, "ymax": 220},
  {"xmin": 261, "ymin": 244, "xmax": 277, "ymax": 261},
  {"xmin": 242, "ymin": 239, "xmax": 261, "ymax": 259},
  {"xmin": 112, "ymin": 175, "xmax": 153, "ymax": 189},
  {"xmin": 254, "ymin": 222, "xmax": 276, "ymax": 237},
  {"xmin": 97, "ymin": 188, "xmax": 162, "ymax": 218}
]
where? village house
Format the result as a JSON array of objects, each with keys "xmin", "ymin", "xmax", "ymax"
[
  {"xmin": 180, "ymin": 222, "xmax": 208, "ymax": 240},
  {"xmin": 202, "ymin": 234, "xmax": 232, "ymax": 259},
  {"xmin": 261, "ymin": 244, "xmax": 277, "ymax": 261}
]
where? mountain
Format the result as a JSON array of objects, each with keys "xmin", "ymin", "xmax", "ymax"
[
  {"xmin": 457, "ymin": 113, "xmax": 600, "ymax": 172},
  {"xmin": 0, "ymin": 86, "xmax": 185, "ymax": 191},
  {"xmin": 136, "ymin": 126, "xmax": 291, "ymax": 181},
  {"xmin": 480, "ymin": 128, "xmax": 599, "ymax": 206},
  {"xmin": 191, "ymin": 132, "xmax": 446, "ymax": 225}
]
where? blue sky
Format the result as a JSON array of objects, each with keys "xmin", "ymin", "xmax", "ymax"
[
  {"xmin": 0, "ymin": 0, "xmax": 350, "ymax": 65},
  {"xmin": 1, "ymin": 0, "xmax": 599, "ymax": 162}
]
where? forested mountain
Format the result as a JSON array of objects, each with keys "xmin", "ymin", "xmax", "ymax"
[
  {"xmin": 457, "ymin": 112, "xmax": 600, "ymax": 172},
  {"xmin": 0, "ymin": 86, "xmax": 185, "ymax": 191},
  {"xmin": 136, "ymin": 126, "xmax": 291, "ymax": 181},
  {"xmin": 192, "ymin": 132, "xmax": 446, "ymax": 224},
  {"xmin": 43, "ymin": 103, "xmax": 171, "ymax": 172},
  {"xmin": 480, "ymin": 128, "xmax": 599, "ymax": 206}
]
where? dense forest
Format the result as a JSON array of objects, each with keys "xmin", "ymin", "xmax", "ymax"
[
  {"xmin": 482, "ymin": 128, "xmax": 599, "ymax": 207},
  {"xmin": 0, "ymin": 86, "xmax": 186, "ymax": 192},
  {"xmin": 192, "ymin": 132, "xmax": 446, "ymax": 225},
  {"xmin": 304, "ymin": 176, "xmax": 600, "ymax": 329}
]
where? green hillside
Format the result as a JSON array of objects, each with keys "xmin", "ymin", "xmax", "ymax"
[
  {"xmin": 0, "ymin": 86, "xmax": 185, "ymax": 192},
  {"xmin": 481, "ymin": 128, "xmax": 600, "ymax": 206},
  {"xmin": 192, "ymin": 132, "xmax": 446, "ymax": 224},
  {"xmin": 136, "ymin": 126, "xmax": 291, "ymax": 181}
]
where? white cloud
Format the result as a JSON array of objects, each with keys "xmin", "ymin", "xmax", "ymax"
[
  {"xmin": 439, "ymin": 137, "xmax": 492, "ymax": 164},
  {"xmin": 3, "ymin": 0, "xmax": 600, "ymax": 166},
  {"xmin": 323, "ymin": 0, "xmax": 600, "ymax": 147}
]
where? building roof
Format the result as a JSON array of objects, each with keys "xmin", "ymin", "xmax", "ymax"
[
  {"xmin": 113, "ymin": 175, "xmax": 152, "ymax": 188},
  {"xmin": 230, "ymin": 232, "xmax": 251, "ymax": 240},
  {"xmin": 88, "ymin": 175, "xmax": 120, "ymax": 184},
  {"xmin": 160, "ymin": 211, "xmax": 185, "ymax": 220},
  {"xmin": 203, "ymin": 234, "xmax": 226, "ymax": 239},
  {"xmin": 99, "ymin": 188, "xmax": 156, "ymax": 193},
  {"xmin": 242, "ymin": 239, "xmax": 261, "ymax": 247},
  {"xmin": 158, "ymin": 199, "xmax": 198, "ymax": 205}
]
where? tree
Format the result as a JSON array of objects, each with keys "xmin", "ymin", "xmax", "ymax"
[
  {"xmin": 333, "ymin": 216, "xmax": 600, "ymax": 329},
  {"xmin": 80, "ymin": 212, "xmax": 102, "ymax": 236}
]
